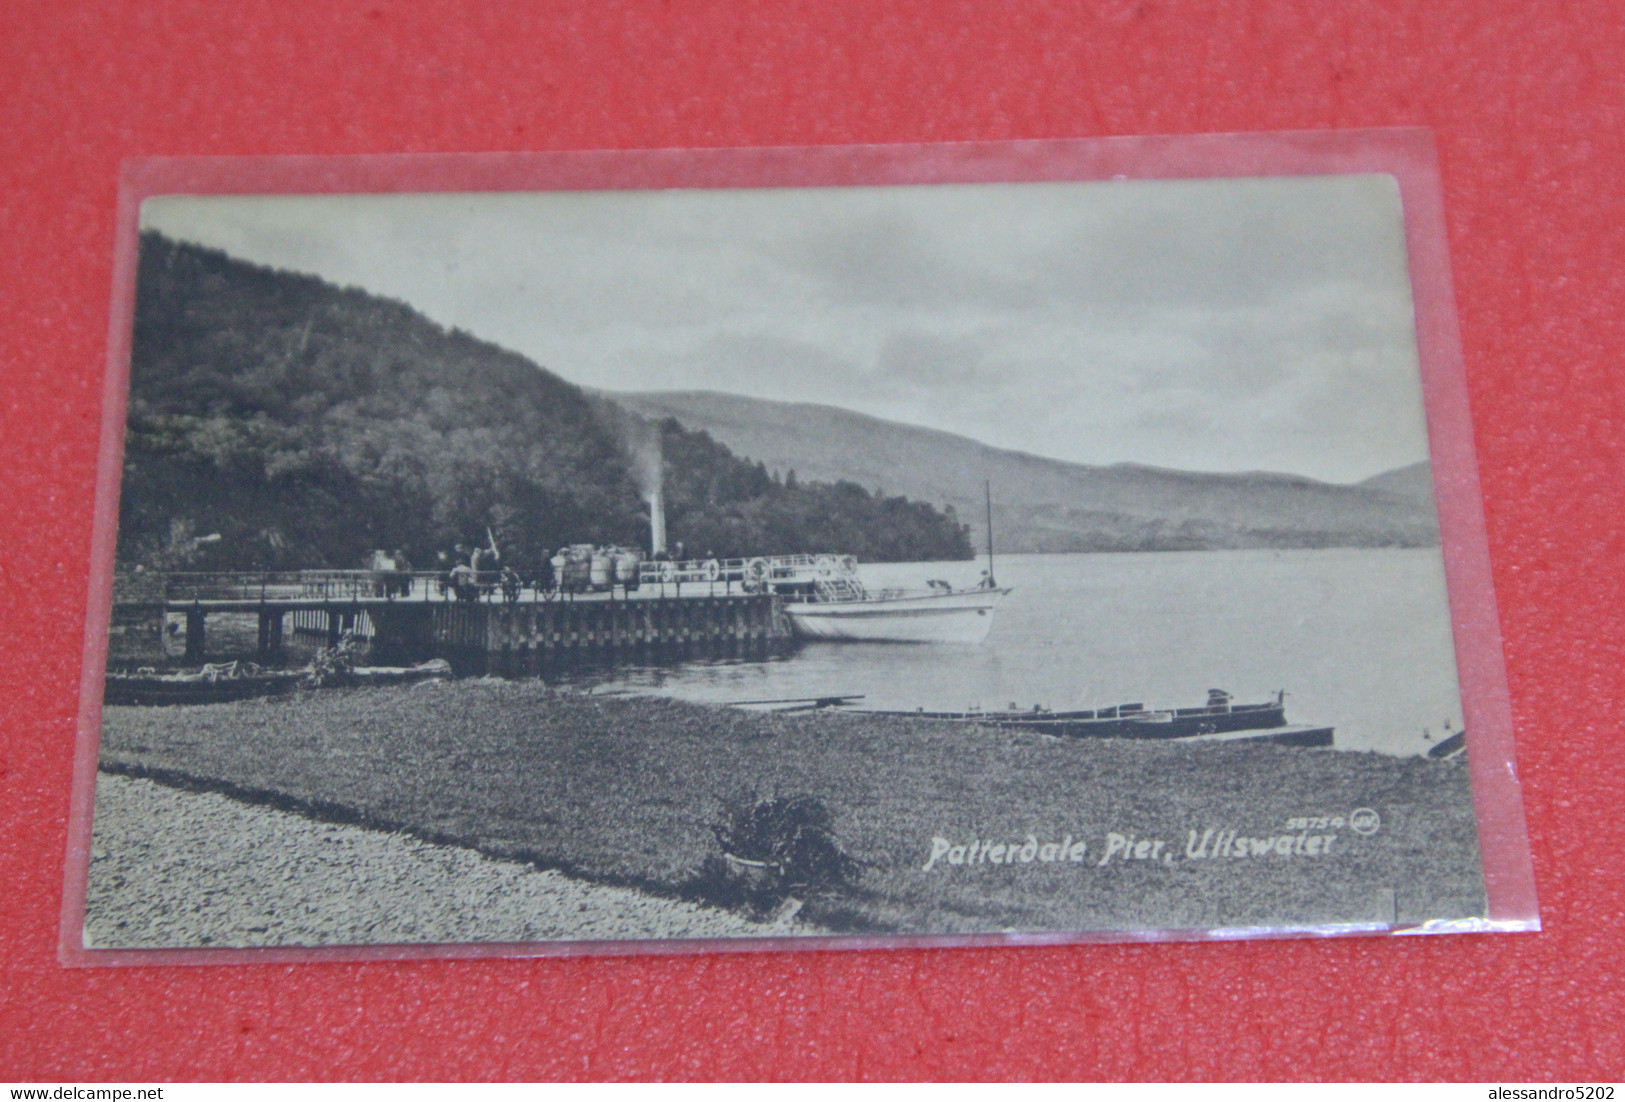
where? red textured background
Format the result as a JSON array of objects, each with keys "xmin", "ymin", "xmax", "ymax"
[{"xmin": 2, "ymin": 1, "xmax": 1620, "ymax": 1082}]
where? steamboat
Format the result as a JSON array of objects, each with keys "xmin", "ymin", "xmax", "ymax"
[{"xmin": 633, "ymin": 480, "xmax": 1010, "ymax": 645}]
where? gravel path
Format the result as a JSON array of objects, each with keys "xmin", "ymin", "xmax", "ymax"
[{"xmin": 84, "ymin": 772, "xmax": 801, "ymax": 949}]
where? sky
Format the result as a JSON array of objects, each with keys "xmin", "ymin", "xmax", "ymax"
[{"xmin": 141, "ymin": 173, "xmax": 1432, "ymax": 484}]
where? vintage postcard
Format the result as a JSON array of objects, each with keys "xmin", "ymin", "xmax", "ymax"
[{"xmin": 65, "ymin": 134, "xmax": 1538, "ymax": 962}]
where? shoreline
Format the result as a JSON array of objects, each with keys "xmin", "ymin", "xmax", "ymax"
[
  {"xmin": 86, "ymin": 772, "xmax": 806, "ymax": 950},
  {"xmin": 92, "ymin": 681, "xmax": 1487, "ymax": 946}
]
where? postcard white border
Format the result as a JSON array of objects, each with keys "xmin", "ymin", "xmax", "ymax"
[{"xmin": 61, "ymin": 130, "xmax": 1539, "ymax": 967}]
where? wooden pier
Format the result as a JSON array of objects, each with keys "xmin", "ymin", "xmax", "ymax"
[
  {"xmin": 108, "ymin": 570, "xmax": 794, "ymax": 672},
  {"xmin": 434, "ymin": 594, "xmax": 791, "ymax": 674}
]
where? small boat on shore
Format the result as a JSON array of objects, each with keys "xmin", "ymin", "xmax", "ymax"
[
  {"xmin": 856, "ymin": 689, "xmax": 1333, "ymax": 745},
  {"xmin": 104, "ymin": 663, "xmax": 306, "ymax": 706},
  {"xmin": 1426, "ymin": 728, "xmax": 1467, "ymax": 759},
  {"xmin": 348, "ymin": 659, "xmax": 454, "ymax": 686},
  {"xmin": 105, "ymin": 658, "xmax": 453, "ymax": 706},
  {"xmin": 983, "ymin": 689, "xmax": 1290, "ymax": 739}
]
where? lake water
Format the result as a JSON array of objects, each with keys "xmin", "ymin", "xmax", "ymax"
[{"xmin": 560, "ymin": 548, "xmax": 1466, "ymax": 757}]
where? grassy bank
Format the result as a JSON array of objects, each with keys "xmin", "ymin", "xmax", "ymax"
[{"xmin": 96, "ymin": 681, "xmax": 1486, "ymax": 937}]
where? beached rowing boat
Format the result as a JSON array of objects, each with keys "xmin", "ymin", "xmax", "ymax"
[
  {"xmin": 855, "ymin": 689, "xmax": 1333, "ymax": 744},
  {"xmin": 104, "ymin": 664, "xmax": 305, "ymax": 706},
  {"xmin": 104, "ymin": 659, "xmax": 453, "ymax": 706},
  {"xmin": 982, "ymin": 689, "xmax": 1290, "ymax": 739}
]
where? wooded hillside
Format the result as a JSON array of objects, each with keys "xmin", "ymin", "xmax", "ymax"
[{"xmin": 121, "ymin": 234, "xmax": 971, "ymax": 572}]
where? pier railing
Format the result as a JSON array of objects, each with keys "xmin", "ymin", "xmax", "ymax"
[
  {"xmin": 152, "ymin": 568, "xmax": 767, "ymax": 604},
  {"xmin": 139, "ymin": 554, "xmax": 867, "ymax": 607},
  {"xmin": 635, "ymin": 553, "xmax": 858, "ymax": 591},
  {"xmin": 163, "ymin": 570, "xmax": 440, "ymax": 603}
]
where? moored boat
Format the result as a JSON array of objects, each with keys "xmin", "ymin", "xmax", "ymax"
[
  {"xmin": 781, "ymin": 479, "xmax": 1011, "ymax": 644},
  {"xmin": 783, "ymin": 583, "xmax": 1009, "ymax": 644},
  {"xmin": 105, "ymin": 658, "xmax": 453, "ymax": 705}
]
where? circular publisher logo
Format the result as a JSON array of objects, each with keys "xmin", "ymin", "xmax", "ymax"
[{"xmin": 1350, "ymin": 808, "xmax": 1381, "ymax": 835}]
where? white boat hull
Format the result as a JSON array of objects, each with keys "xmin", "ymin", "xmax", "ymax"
[{"xmin": 784, "ymin": 588, "xmax": 1010, "ymax": 644}]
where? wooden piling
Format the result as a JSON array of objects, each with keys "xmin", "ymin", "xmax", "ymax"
[
  {"xmin": 256, "ymin": 609, "xmax": 285, "ymax": 662},
  {"xmin": 430, "ymin": 594, "xmax": 790, "ymax": 674},
  {"xmin": 184, "ymin": 607, "xmax": 206, "ymax": 663}
]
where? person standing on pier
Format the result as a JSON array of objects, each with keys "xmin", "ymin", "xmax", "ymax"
[
  {"xmin": 470, "ymin": 528, "xmax": 501, "ymax": 593},
  {"xmin": 449, "ymin": 560, "xmax": 478, "ymax": 602},
  {"xmin": 391, "ymin": 548, "xmax": 413, "ymax": 597},
  {"xmin": 499, "ymin": 564, "xmax": 522, "ymax": 603},
  {"xmin": 449, "ymin": 544, "xmax": 477, "ymax": 601},
  {"xmin": 536, "ymin": 550, "xmax": 556, "ymax": 598}
]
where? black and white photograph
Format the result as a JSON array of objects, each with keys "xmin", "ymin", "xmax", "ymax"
[{"xmin": 81, "ymin": 163, "xmax": 1493, "ymax": 953}]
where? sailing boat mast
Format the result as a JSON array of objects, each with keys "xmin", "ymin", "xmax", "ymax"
[{"xmin": 984, "ymin": 480, "xmax": 997, "ymax": 589}]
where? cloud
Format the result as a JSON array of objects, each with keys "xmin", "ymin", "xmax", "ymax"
[{"xmin": 140, "ymin": 174, "xmax": 1429, "ymax": 483}]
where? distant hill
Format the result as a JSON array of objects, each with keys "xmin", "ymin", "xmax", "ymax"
[
  {"xmin": 1356, "ymin": 461, "xmax": 1437, "ymax": 505},
  {"xmin": 602, "ymin": 390, "xmax": 1441, "ymax": 553}
]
